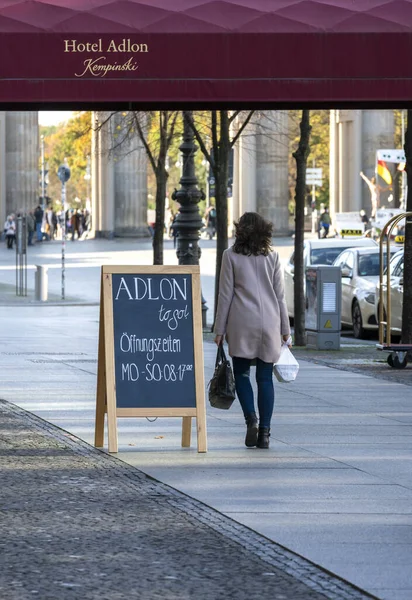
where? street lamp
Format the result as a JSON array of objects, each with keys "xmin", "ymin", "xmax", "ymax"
[{"xmin": 172, "ymin": 111, "xmax": 208, "ymax": 327}]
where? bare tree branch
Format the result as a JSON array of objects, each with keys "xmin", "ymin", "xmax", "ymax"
[
  {"xmin": 167, "ymin": 112, "xmax": 179, "ymax": 148},
  {"xmin": 186, "ymin": 112, "xmax": 213, "ymax": 169},
  {"xmin": 231, "ymin": 111, "xmax": 255, "ymax": 148},
  {"xmin": 228, "ymin": 110, "xmax": 242, "ymax": 124},
  {"xmin": 211, "ymin": 111, "xmax": 219, "ymax": 165},
  {"xmin": 133, "ymin": 113, "xmax": 157, "ymax": 173}
]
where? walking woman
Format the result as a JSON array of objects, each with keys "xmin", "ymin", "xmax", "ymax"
[{"xmin": 214, "ymin": 212, "xmax": 291, "ymax": 449}]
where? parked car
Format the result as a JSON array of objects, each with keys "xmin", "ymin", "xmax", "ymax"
[
  {"xmin": 375, "ymin": 249, "xmax": 404, "ymax": 335},
  {"xmin": 333, "ymin": 246, "xmax": 398, "ymax": 338},
  {"xmin": 284, "ymin": 238, "xmax": 377, "ymax": 317}
]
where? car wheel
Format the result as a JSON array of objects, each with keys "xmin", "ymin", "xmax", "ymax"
[{"xmin": 352, "ymin": 300, "xmax": 366, "ymax": 339}]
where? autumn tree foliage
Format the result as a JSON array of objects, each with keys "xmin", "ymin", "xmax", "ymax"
[{"xmin": 40, "ymin": 112, "xmax": 91, "ymax": 208}]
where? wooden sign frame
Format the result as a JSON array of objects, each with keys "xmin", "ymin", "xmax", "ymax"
[{"xmin": 94, "ymin": 265, "xmax": 207, "ymax": 453}]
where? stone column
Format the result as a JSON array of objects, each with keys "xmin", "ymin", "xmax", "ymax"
[
  {"xmin": 362, "ymin": 109, "xmax": 395, "ymax": 209},
  {"xmin": 256, "ymin": 111, "xmax": 289, "ymax": 235},
  {"xmin": 329, "ymin": 109, "xmax": 363, "ymax": 217},
  {"xmin": 329, "ymin": 110, "xmax": 339, "ymax": 219},
  {"xmin": 90, "ymin": 112, "xmax": 100, "ymax": 237},
  {"xmin": 0, "ymin": 112, "xmax": 6, "ymax": 225},
  {"xmin": 94, "ymin": 111, "xmax": 115, "ymax": 237},
  {"xmin": 231, "ymin": 134, "xmax": 241, "ymax": 231},
  {"xmin": 5, "ymin": 111, "xmax": 38, "ymax": 216},
  {"xmin": 91, "ymin": 111, "xmax": 148, "ymax": 238},
  {"xmin": 238, "ymin": 120, "xmax": 256, "ymax": 215},
  {"xmin": 113, "ymin": 113, "xmax": 148, "ymax": 237}
]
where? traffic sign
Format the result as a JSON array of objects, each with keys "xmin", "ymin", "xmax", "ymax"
[{"xmin": 307, "ymin": 168, "xmax": 323, "ymax": 177}]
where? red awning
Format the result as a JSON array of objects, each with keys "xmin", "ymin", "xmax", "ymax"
[{"xmin": 1, "ymin": 0, "xmax": 412, "ymax": 105}]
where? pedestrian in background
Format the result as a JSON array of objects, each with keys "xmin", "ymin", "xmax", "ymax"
[
  {"xmin": 360, "ymin": 209, "xmax": 369, "ymax": 232},
  {"xmin": 34, "ymin": 205, "xmax": 43, "ymax": 242},
  {"xmin": 170, "ymin": 213, "xmax": 179, "ymax": 248},
  {"xmin": 214, "ymin": 212, "xmax": 291, "ymax": 449},
  {"xmin": 319, "ymin": 207, "xmax": 331, "ymax": 238},
  {"xmin": 26, "ymin": 211, "xmax": 35, "ymax": 246},
  {"xmin": 4, "ymin": 215, "xmax": 16, "ymax": 249},
  {"xmin": 205, "ymin": 206, "xmax": 217, "ymax": 239},
  {"xmin": 71, "ymin": 210, "xmax": 81, "ymax": 241}
]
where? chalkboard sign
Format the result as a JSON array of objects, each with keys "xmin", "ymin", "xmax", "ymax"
[{"xmin": 94, "ymin": 266, "xmax": 207, "ymax": 454}]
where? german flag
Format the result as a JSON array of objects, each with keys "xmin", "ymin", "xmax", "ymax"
[{"xmin": 377, "ymin": 160, "xmax": 392, "ymax": 185}]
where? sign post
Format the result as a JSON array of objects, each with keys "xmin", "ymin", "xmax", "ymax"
[
  {"xmin": 58, "ymin": 163, "xmax": 71, "ymax": 300},
  {"xmin": 15, "ymin": 216, "xmax": 27, "ymax": 297},
  {"xmin": 95, "ymin": 265, "xmax": 207, "ymax": 453}
]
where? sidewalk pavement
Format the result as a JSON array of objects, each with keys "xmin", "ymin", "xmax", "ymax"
[
  {"xmin": 0, "ymin": 237, "xmax": 218, "ymax": 314},
  {"xmin": 0, "ymin": 399, "xmax": 372, "ymax": 600},
  {"xmin": 1, "ymin": 305, "xmax": 411, "ymax": 599}
]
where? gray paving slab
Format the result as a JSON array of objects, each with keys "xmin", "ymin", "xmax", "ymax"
[{"xmin": 3, "ymin": 400, "xmax": 366, "ymax": 600}]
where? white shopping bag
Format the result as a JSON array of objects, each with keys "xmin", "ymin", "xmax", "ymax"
[{"xmin": 273, "ymin": 343, "xmax": 299, "ymax": 383}]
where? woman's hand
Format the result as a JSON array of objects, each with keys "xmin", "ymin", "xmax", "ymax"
[
  {"xmin": 283, "ymin": 334, "xmax": 292, "ymax": 347},
  {"xmin": 214, "ymin": 335, "xmax": 224, "ymax": 346}
]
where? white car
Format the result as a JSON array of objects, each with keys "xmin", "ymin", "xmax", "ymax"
[
  {"xmin": 333, "ymin": 247, "xmax": 398, "ymax": 339},
  {"xmin": 284, "ymin": 238, "xmax": 378, "ymax": 318},
  {"xmin": 375, "ymin": 249, "xmax": 404, "ymax": 335}
]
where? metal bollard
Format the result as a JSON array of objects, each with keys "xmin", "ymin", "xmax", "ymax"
[{"xmin": 35, "ymin": 265, "xmax": 48, "ymax": 302}]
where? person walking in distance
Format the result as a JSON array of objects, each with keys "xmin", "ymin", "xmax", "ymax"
[
  {"xmin": 214, "ymin": 212, "xmax": 291, "ymax": 449},
  {"xmin": 26, "ymin": 210, "xmax": 35, "ymax": 246},
  {"xmin": 319, "ymin": 207, "xmax": 331, "ymax": 238},
  {"xmin": 34, "ymin": 205, "xmax": 43, "ymax": 242},
  {"xmin": 4, "ymin": 215, "xmax": 16, "ymax": 249}
]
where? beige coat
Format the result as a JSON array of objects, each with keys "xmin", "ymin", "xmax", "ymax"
[{"xmin": 214, "ymin": 247, "xmax": 290, "ymax": 363}]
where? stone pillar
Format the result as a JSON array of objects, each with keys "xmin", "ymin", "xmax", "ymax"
[
  {"xmin": 113, "ymin": 113, "xmax": 148, "ymax": 237},
  {"xmin": 256, "ymin": 111, "xmax": 289, "ymax": 235},
  {"xmin": 238, "ymin": 120, "xmax": 256, "ymax": 215},
  {"xmin": 5, "ymin": 111, "xmax": 38, "ymax": 216},
  {"xmin": 329, "ymin": 110, "xmax": 363, "ymax": 217},
  {"xmin": 0, "ymin": 112, "xmax": 6, "ymax": 225},
  {"xmin": 90, "ymin": 112, "xmax": 100, "ymax": 237},
  {"xmin": 329, "ymin": 110, "xmax": 339, "ymax": 219},
  {"xmin": 231, "ymin": 134, "xmax": 241, "ymax": 232},
  {"xmin": 95, "ymin": 111, "xmax": 115, "ymax": 237},
  {"xmin": 91, "ymin": 111, "xmax": 148, "ymax": 238},
  {"xmin": 361, "ymin": 109, "xmax": 395, "ymax": 209}
]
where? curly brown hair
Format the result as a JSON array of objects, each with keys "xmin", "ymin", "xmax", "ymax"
[{"xmin": 232, "ymin": 212, "xmax": 273, "ymax": 256}]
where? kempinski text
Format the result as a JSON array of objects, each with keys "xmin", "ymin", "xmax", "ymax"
[
  {"xmin": 64, "ymin": 39, "xmax": 149, "ymax": 53},
  {"xmin": 75, "ymin": 57, "xmax": 138, "ymax": 78}
]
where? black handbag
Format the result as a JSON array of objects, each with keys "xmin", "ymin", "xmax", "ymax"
[{"xmin": 208, "ymin": 344, "xmax": 236, "ymax": 410}]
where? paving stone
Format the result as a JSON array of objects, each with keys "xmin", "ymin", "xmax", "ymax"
[{"xmin": 0, "ymin": 400, "xmax": 375, "ymax": 600}]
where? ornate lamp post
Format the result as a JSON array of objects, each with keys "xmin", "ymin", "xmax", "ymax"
[{"xmin": 172, "ymin": 111, "xmax": 208, "ymax": 326}]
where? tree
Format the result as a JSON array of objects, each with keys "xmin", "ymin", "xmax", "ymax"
[
  {"xmin": 292, "ymin": 110, "xmax": 312, "ymax": 346},
  {"xmin": 96, "ymin": 111, "xmax": 180, "ymax": 265},
  {"xmin": 288, "ymin": 110, "xmax": 329, "ymax": 212},
  {"xmin": 401, "ymin": 109, "xmax": 412, "ymax": 344},
  {"xmin": 187, "ymin": 110, "xmax": 254, "ymax": 318},
  {"xmin": 133, "ymin": 111, "xmax": 179, "ymax": 265},
  {"xmin": 41, "ymin": 112, "xmax": 91, "ymax": 208}
]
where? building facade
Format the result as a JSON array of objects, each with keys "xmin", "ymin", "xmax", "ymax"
[{"xmin": 329, "ymin": 109, "xmax": 395, "ymax": 219}]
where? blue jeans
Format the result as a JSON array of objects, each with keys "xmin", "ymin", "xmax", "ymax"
[
  {"xmin": 36, "ymin": 222, "xmax": 42, "ymax": 241},
  {"xmin": 232, "ymin": 357, "xmax": 274, "ymax": 428}
]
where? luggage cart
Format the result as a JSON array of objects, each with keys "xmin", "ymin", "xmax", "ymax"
[{"xmin": 377, "ymin": 211, "xmax": 412, "ymax": 368}]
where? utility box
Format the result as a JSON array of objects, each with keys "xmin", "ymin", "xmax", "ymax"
[{"xmin": 305, "ymin": 266, "xmax": 341, "ymax": 350}]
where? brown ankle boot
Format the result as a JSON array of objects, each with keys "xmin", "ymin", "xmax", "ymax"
[
  {"xmin": 245, "ymin": 413, "xmax": 258, "ymax": 447},
  {"xmin": 256, "ymin": 427, "xmax": 270, "ymax": 449}
]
